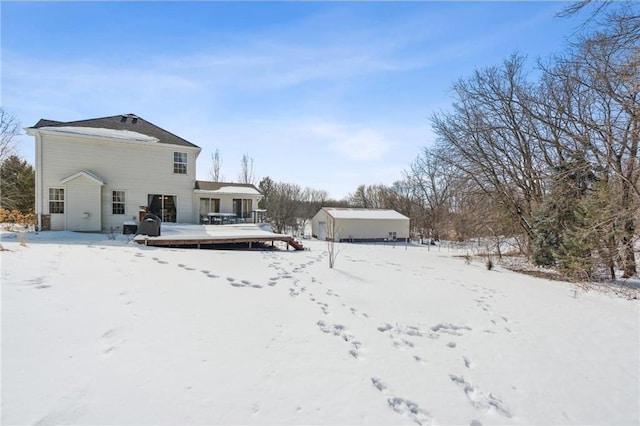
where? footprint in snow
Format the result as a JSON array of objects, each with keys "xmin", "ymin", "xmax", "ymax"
[
  {"xmin": 430, "ymin": 323, "xmax": 471, "ymax": 336},
  {"xmin": 449, "ymin": 374, "xmax": 512, "ymax": 418},
  {"xmin": 463, "ymin": 356, "xmax": 474, "ymax": 368},
  {"xmin": 317, "ymin": 320, "xmax": 362, "ymax": 358},
  {"xmin": 371, "ymin": 377, "xmax": 432, "ymax": 425}
]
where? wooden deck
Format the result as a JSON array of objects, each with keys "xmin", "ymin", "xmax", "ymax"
[{"xmin": 134, "ymin": 225, "xmax": 304, "ymax": 250}]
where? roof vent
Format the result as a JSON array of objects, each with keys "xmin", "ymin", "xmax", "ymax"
[{"xmin": 120, "ymin": 113, "xmax": 139, "ymax": 123}]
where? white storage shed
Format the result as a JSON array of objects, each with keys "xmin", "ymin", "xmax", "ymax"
[{"xmin": 311, "ymin": 208, "xmax": 410, "ymax": 242}]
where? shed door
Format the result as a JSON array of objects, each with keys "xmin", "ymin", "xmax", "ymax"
[{"xmin": 318, "ymin": 221, "xmax": 327, "ymax": 240}]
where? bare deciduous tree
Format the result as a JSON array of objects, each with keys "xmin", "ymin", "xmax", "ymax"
[
  {"xmin": 405, "ymin": 146, "xmax": 455, "ymax": 241},
  {"xmin": 348, "ymin": 184, "xmax": 389, "ymax": 209},
  {"xmin": 210, "ymin": 149, "xmax": 223, "ymax": 182},
  {"xmin": 238, "ymin": 153, "xmax": 256, "ymax": 184},
  {"xmin": 326, "ymin": 214, "xmax": 341, "ymax": 268},
  {"xmin": 432, "ymin": 54, "xmax": 546, "ymax": 252},
  {"xmin": 0, "ymin": 108, "xmax": 21, "ymax": 163}
]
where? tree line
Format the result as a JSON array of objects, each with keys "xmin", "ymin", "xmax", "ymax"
[
  {"xmin": 262, "ymin": 3, "xmax": 639, "ymax": 281},
  {"xmin": 339, "ymin": 4, "xmax": 639, "ymax": 280}
]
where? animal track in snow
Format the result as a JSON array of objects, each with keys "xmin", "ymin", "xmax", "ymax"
[
  {"xmin": 393, "ymin": 339, "xmax": 416, "ymax": 350},
  {"xmin": 223, "ymin": 277, "xmax": 262, "ymax": 289},
  {"xmin": 25, "ymin": 276, "xmax": 51, "ymax": 289},
  {"xmin": 317, "ymin": 320, "xmax": 361, "ymax": 358},
  {"xmin": 378, "ymin": 323, "xmax": 439, "ymax": 339},
  {"xmin": 463, "ymin": 356, "xmax": 474, "ymax": 368},
  {"xmin": 100, "ymin": 327, "xmax": 128, "ymax": 356},
  {"xmin": 317, "ymin": 302, "xmax": 329, "ymax": 315},
  {"xmin": 430, "ymin": 323, "xmax": 472, "ymax": 336},
  {"xmin": 371, "ymin": 377, "xmax": 432, "ymax": 425},
  {"xmin": 449, "ymin": 374, "xmax": 512, "ymax": 418}
]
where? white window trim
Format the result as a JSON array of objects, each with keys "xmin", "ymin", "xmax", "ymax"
[
  {"xmin": 48, "ymin": 188, "xmax": 65, "ymax": 214},
  {"xmin": 112, "ymin": 190, "xmax": 126, "ymax": 215},
  {"xmin": 173, "ymin": 152, "xmax": 187, "ymax": 174}
]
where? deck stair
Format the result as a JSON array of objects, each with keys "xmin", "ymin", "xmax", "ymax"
[{"xmin": 287, "ymin": 237, "xmax": 305, "ymax": 250}]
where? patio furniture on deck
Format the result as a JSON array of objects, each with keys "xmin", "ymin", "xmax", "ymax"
[{"xmin": 207, "ymin": 212, "xmax": 237, "ymax": 225}]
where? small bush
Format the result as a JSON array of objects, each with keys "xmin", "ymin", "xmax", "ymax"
[
  {"xmin": 486, "ymin": 258, "xmax": 494, "ymax": 271},
  {"xmin": 0, "ymin": 208, "xmax": 36, "ymax": 230}
]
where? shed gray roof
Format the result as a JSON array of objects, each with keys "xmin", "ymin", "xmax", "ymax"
[
  {"xmin": 322, "ymin": 208, "xmax": 409, "ymax": 220},
  {"xmin": 30, "ymin": 114, "xmax": 199, "ymax": 148}
]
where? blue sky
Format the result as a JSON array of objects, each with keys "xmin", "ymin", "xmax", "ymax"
[{"xmin": 2, "ymin": 1, "xmax": 585, "ymax": 199}]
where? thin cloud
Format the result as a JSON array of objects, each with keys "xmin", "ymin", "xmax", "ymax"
[{"xmin": 313, "ymin": 123, "xmax": 390, "ymax": 162}]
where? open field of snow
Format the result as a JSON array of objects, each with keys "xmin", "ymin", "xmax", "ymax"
[{"xmin": 1, "ymin": 230, "xmax": 638, "ymax": 425}]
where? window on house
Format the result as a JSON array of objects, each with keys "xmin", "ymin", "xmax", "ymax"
[
  {"xmin": 49, "ymin": 188, "xmax": 64, "ymax": 214},
  {"xmin": 389, "ymin": 232, "xmax": 397, "ymax": 241},
  {"xmin": 242, "ymin": 199, "xmax": 252, "ymax": 218},
  {"xmin": 173, "ymin": 152, "xmax": 187, "ymax": 174},
  {"xmin": 112, "ymin": 191, "xmax": 125, "ymax": 215},
  {"xmin": 199, "ymin": 198, "xmax": 220, "ymax": 222}
]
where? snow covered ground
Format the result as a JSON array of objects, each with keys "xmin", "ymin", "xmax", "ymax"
[{"xmin": 1, "ymin": 230, "xmax": 638, "ymax": 425}]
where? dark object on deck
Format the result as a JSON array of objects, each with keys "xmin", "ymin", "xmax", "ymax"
[
  {"xmin": 123, "ymin": 222, "xmax": 138, "ymax": 235},
  {"xmin": 137, "ymin": 213, "xmax": 161, "ymax": 237}
]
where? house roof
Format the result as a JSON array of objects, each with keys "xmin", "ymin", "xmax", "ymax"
[
  {"xmin": 322, "ymin": 207, "xmax": 409, "ymax": 220},
  {"xmin": 60, "ymin": 170, "xmax": 105, "ymax": 185},
  {"xmin": 195, "ymin": 181, "xmax": 262, "ymax": 196},
  {"xmin": 30, "ymin": 114, "xmax": 199, "ymax": 148}
]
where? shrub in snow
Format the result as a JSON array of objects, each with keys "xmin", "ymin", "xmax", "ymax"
[{"xmin": 486, "ymin": 258, "xmax": 494, "ymax": 271}]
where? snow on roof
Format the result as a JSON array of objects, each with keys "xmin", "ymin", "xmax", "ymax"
[
  {"xmin": 323, "ymin": 208, "xmax": 409, "ymax": 220},
  {"xmin": 195, "ymin": 185, "xmax": 261, "ymax": 196},
  {"xmin": 39, "ymin": 126, "xmax": 159, "ymax": 142}
]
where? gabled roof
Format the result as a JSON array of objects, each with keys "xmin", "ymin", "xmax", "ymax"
[
  {"xmin": 195, "ymin": 181, "xmax": 262, "ymax": 196},
  {"xmin": 321, "ymin": 207, "xmax": 409, "ymax": 220},
  {"xmin": 30, "ymin": 114, "xmax": 199, "ymax": 148},
  {"xmin": 60, "ymin": 170, "xmax": 105, "ymax": 185}
]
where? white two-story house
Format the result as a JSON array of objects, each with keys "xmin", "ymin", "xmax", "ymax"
[{"xmin": 26, "ymin": 113, "xmax": 262, "ymax": 232}]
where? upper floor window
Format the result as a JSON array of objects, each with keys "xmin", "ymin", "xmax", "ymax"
[
  {"xmin": 174, "ymin": 152, "xmax": 187, "ymax": 174},
  {"xmin": 112, "ymin": 190, "xmax": 125, "ymax": 215},
  {"xmin": 49, "ymin": 188, "xmax": 64, "ymax": 214}
]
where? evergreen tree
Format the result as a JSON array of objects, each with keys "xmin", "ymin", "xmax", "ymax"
[
  {"xmin": 532, "ymin": 156, "xmax": 596, "ymax": 269},
  {"xmin": 0, "ymin": 155, "xmax": 35, "ymax": 213}
]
